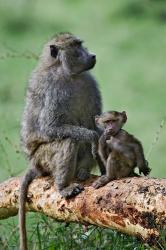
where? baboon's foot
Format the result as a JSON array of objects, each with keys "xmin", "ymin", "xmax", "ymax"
[{"xmin": 59, "ymin": 183, "xmax": 84, "ymax": 198}]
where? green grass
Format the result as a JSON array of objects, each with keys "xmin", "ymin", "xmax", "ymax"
[
  {"xmin": 0, "ymin": 215, "xmax": 153, "ymax": 250},
  {"xmin": 0, "ymin": 0, "xmax": 166, "ymax": 249}
]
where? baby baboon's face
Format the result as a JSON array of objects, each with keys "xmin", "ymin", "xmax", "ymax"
[{"xmin": 95, "ymin": 111, "xmax": 127, "ymax": 135}]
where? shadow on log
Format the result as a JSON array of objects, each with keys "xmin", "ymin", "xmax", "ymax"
[{"xmin": 0, "ymin": 175, "xmax": 165, "ymax": 245}]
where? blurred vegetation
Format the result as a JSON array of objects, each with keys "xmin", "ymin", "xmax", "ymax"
[{"xmin": 0, "ymin": 0, "xmax": 166, "ymax": 249}]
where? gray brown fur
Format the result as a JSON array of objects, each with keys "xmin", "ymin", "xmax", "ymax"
[
  {"xmin": 19, "ymin": 32, "xmax": 102, "ymax": 250},
  {"xmin": 93, "ymin": 111, "xmax": 151, "ymax": 189}
]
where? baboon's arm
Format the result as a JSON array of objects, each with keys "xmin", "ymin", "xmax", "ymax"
[
  {"xmin": 39, "ymin": 93, "xmax": 98, "ymax": 143},
  {"xmin": 41, "ymin": 123, "xmax": 98, "ymax": 143}
]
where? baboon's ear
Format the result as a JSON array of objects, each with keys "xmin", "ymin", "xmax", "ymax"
[{"xmin": 50, "ymin": 45, "xmax": 58, "ymax": 58}]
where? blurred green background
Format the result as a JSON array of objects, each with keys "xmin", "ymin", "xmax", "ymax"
[
  {"xmin": 0, "ymin": 0, "xmax": 166, "ymax": 249},
  {"xmin": 0, "ymin": 0, "xmax": 166, "ymax": 181}
]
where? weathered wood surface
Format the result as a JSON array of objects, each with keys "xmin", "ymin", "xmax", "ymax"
[{"xmin": 0, "ymin": 176, "xmax": 165, "ymax": 244}]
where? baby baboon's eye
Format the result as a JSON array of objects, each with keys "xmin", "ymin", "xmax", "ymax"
[
  {"xmin": 50, "ymin": 45, "xmax": 58, "ymax": 58},
  {"xmin": 104, "ymin": 120, "xmax": 111, "ymax": 124},
  {"xmin": 105, "ymin": 119, "xmax": 116, "ymax": 124}
]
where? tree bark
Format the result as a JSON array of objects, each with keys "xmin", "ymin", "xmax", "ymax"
[{"xmin": 0, "ymin": 176, "xmax": 165, "ymax": 245}]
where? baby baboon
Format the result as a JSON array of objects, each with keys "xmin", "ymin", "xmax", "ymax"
[
  {"xmin": 19, "ymin": 33, "xmax": 102, "ymax": 250},
  {"xmin": 93, "ymin": 111, "xmax": 151, "ymax": 188}
]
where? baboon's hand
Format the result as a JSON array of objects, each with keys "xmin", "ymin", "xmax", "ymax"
[
  {"xmin": 90, "ymin": 131, "xmax": 99, "ymax": 159},
  {"xmin": 88, "ymin": 130, "xmax": 99, "ymax": 142},
  {"xmin": 92, "ymin": 141, "xmax": 98, "ymax": 159}
]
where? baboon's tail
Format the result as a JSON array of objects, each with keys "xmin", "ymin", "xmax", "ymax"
[{"xmin": 19, "ymin": 168, "xmax": 38, "ymax": 250}]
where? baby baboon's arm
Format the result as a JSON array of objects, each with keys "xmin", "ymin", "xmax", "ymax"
[
  {"xmin": 128, "ymin": 140, "xmax": 150, "ymax": 175},
  {"xmin": 98, "ymin": 134, "xmax": 109, "ymax": 165}
]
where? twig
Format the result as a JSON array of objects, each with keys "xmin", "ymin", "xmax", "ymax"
[
  {"xmin": 0, "ymin": 50, "xmax": 39, "ymax": 60},
  {"xmin": 146, "ymin": 116, "xmax": 166, "ymax": 160}
]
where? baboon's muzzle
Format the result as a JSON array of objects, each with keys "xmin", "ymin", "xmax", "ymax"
[{"xmin": 86, "ymin": 54, "xmax": 96, "ymax": 70}]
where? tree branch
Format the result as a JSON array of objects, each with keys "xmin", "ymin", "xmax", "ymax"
[{"xmin": 0, "ymin": 176, "xmax": 165, "ymax": 245}]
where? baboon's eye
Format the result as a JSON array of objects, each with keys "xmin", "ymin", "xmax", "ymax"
[
  {"xmin": 50, "ymin": 45, "xmax": 58, "ymax": 58},
  {"xmin": 73, "ymin": 49, "xmax": 82, "ymax": 57}
]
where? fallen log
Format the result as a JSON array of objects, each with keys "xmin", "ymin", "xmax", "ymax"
[{"xmin": 0, "ymin": 176, "xmax": 165, "ymax": 245}]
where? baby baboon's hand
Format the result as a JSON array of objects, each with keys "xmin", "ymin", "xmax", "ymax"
[
  {"xmin": 92, "ymin": 175, "xmax": 110, "ymax": 189},
  {"xmin": 139, "ymin": 160, "xmax": 151, "ymax": 176},
  {"xmin": 103, "ymin": 129, "xmax": 112, "ymax": 140}
]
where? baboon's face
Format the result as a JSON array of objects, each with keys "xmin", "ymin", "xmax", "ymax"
[
  {"xmin": 95, "ymin": 111, "xmax": 127, "ymax": 135},
  {"xmin": 61, "ymin": 42, "xmax": 96, "ymax": 75},
  {"xmin": 47, "ymin": 37, "xmax": 96, "ymax": 75}
]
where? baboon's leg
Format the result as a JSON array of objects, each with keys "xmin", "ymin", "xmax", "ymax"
[
  {"xmin": 52, "ymin": 139, "xmax": 84, "ymax": 198},
  {"xmin": 76, "ymin": 143, "xmax": 95, "ymax": 181}
]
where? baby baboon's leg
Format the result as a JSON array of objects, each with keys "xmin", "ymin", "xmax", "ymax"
[
  {"xmin": 92, "ymin": 153, "xmax": 116, "ymax": 189},
  {"xmin": 52, "ymin": 139, "xmax": 84, "ymax": 198},
  {"xmin": 76, "ymin": 143, "xmax": 95, "ymax": 181}
]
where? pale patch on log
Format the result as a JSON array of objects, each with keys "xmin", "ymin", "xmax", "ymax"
[{"xmin": 0, "ymin": 176, "xmax": 165, "ymax": 245}]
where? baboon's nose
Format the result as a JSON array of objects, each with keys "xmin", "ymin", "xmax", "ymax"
[
  {"xmin": 91, "ymin": 54, "xmax": 96, "ymax": 60},
  {"xmin": 87, "ymin": 54, "xmax": 96, "ymax": 70}
]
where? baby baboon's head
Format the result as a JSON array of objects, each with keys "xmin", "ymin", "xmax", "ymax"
[
  {"xmin": 40, "ymin": 32, "xmax": 96, "ymax": 75},
  {"xmin": 95, "ymin": 111, "xmax": 127, "ymax": 135}
]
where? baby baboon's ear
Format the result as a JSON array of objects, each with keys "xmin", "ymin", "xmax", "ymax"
[
  {"xmin": 122, "ymin": 111, "xmax": 127, "ymax": 123},
  {"xmin": 95, "ymin": 115, "xmax": 100, "ymax": 124},
  {"xmin": 50, "ymin": 45, "xmax": 58, "ymax": 58}
]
